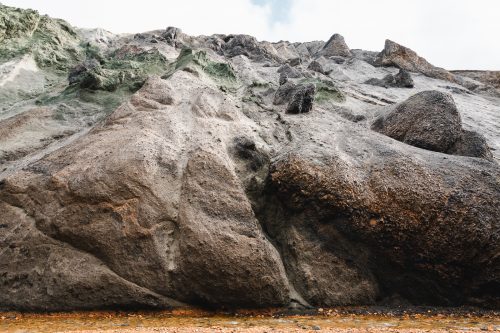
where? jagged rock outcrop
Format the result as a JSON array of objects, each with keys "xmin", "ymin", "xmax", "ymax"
[
  {"xmin": 375, "ymin": 40, "xmax": 455, "ymax": 82},
  {"xmin": 162, "ymin": 26, "xmax": 184, "ymax": 47},
  {"xmin": 277, "ymin": 63, "xmax": 302, "ymax": 83},
  {"xmin": 394, "ymin": 68, "xmax": 414, "ymax": 87},
  {"xmin": 452, "ymin": 70, "xmax": 500, "ymax": 89},
  {"xmin": 317, "ymin": 33, "xmax": 352, "ymax": 57},
  {"xmin": 372, "ymin": 90, "xmax": 493, "ymax": 159},
  {"xmin": 307, "ymin": 60, "xmax": 326, "ymax": 75},
  {"xmin": 222, "ymin": 34, "xmax": 282, "ymax": 63},
  {"xmin": 365, "ymin": 69, "xmax": 414, "ymax": 88}
]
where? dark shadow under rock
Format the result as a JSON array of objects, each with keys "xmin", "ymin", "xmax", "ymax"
[{"xmin": 449, "ymin": 130, "xmax": 494, "ymax": 161}]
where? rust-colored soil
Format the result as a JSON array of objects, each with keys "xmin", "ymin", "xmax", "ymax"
[{"xmin": 1, "ymin": 308, "xmax": 498, "ymax": 333}]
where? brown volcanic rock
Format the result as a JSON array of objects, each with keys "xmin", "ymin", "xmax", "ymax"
[
  {"xmin": 375, "ymin": 40, "xmax": 456, "ymax": 82},
  {"xmin": 268, "ymin": 112, "xmax": 500, "ymax": 305},
  {"xmin": 0, "ymin": 202, "xmax": 182, "ymax": 311},
  {"xmin": 1, "ymin": 74, "xmax": 499, "ymax": 310},
  {"xmin": 0, "ymin": 75, "xmax": 291, "ymax": 310},
  {"xmin": 172, "ymin": 150, "xmax": 290, "ymax": 307}
]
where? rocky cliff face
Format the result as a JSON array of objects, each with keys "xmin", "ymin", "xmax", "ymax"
[{"xmin": 0, "ymin": 4, "xmax": 499, "ymax": 311}]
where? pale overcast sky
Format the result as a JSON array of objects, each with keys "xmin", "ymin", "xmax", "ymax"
[{"xmin": 2, "ymin": 0, "xmax": 500, "ymax": 70}]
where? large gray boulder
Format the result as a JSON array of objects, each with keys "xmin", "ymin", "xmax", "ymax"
[
  {"xmin": 286, "ymin": 84, "xmax": 316, "ymax": 114},
  {"xmin": 371, "ymin": 90, "xmax": 493, "ymax": 160},
  {"xmin": 449, "ymin": 130, "xmax": 494, "ymax": 161},
  {"xmin": 277, "ymin": 63, "xmax": 302, "ymax": 84},
  {"xmin": 307, "ymin": 60, "xmax": 326, "ymax": 74}
]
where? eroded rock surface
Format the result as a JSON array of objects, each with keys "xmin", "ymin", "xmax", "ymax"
[
  {"xmin": 0, "ymin": 3, "xmax": 499, "ymax": 311},
  {"xmin": 0, "ymin": 76, "xmax": 292, "ymax": 310}
]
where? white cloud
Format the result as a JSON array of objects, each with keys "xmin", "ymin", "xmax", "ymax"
[{"xmin": 2, "ymin": 0, "xmax": 499, "ymax": 69}]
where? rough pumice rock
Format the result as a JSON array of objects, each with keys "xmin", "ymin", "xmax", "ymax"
[
  {"xmin": 273, "ymin": 81, "xmax": 316, "ymax": 114},
  {"xmin": 318, "ymin": 33, "xmax": 352, "ymax": 57},
  {"xmin": 269, "ymin": 122, "xmax": 499, "ymax": 306},
  {"xmin": 371, "ymin": 90, "xmax": 493, "ymax": 159},
  {"xmin": 1, "ymin": 3, "xmax": 499, "ymax": 311},
  {"xmin": 375, "ymin": 39, "xmax": 456, "ymax": 82},
  {"xmin": 286, "ymin": 84, "xmax": 316, "ymax": 114}
]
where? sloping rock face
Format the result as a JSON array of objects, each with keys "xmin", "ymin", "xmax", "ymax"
[
  {"xmin": 372, "ymin": 90, "xmax": 493, "ymax": 159},
  {"xmin": 452, "ymin": 70, "xmax": 500, "ymax": 89},
  {"xmin": 0, "ymin": 75, "xmax": 292, "ymax": 310},
  {"xmin": 1, "ymin": 4, "xmax": 500, "ymax": 311},
  {"xmin": 375, "ymin": 40, "xmax": 455, "ymax": 82}
]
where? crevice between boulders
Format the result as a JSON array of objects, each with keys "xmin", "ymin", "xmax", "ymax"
[{"xmin": 229, "ymin": 137, "xmax": 311, "ymax": 309}]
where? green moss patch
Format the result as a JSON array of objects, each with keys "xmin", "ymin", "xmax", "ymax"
[
  {"xmin": 70, "ymin": 46, "xmax": 169, "ymax": 92},
  {"xmin": 299, "ymin": 78, "xmax": 345, "ymax": 103},
  {"xmin": 0, "ymin": 4, "xmax": 84, "ymax": 71},
  {"xmin": 162, "ymin": 48, "xmax": 237, "ymax": 85}
]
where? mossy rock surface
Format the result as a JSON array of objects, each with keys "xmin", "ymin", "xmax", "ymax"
[
  {"xmin": 69, "ymin": 46, "xmax": 169, "ymax": 92},
  {"xmin": 0, "ymin": 4, "xmax": 84, "ymax": 71},
  {"xmin": 162, "ymin": 48, "xmax": 237, "ymax": 85}
]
